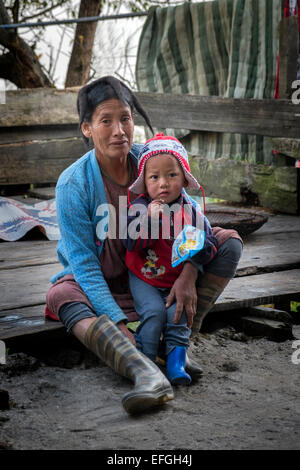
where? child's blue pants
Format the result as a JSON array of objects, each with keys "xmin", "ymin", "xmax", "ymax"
[{"xmin": 128, "ymin": 271, "xmax": 191, "ymax": 362}]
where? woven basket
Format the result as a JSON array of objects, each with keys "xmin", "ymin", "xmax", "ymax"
[{"xmin": 205, "ymin": 208, "xmax": 268, "ymax": 236}]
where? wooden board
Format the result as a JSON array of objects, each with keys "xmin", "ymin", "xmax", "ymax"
[
  {"xmin": 248, "ymin": 214, "xmax": 300, "ymax": 235},
  {"xmin": 237, "ymin": 232, "xmax": 300, "ymax": 276},
  {"xmin": 1, "ymin": 88, "xmax": 300, "ymax": 138},
  {"xmin": 0, "ymin": 208, "xmax": 299, "ymax": 340},
  {"xmin": 0, "ymin": 124, "xmax": 79, "ymax": 145},
  {"xmin": 0, "ymin": 305, "xmax": 62, "ymax": 340},
  {"xmin": 0, "ymin": 263, "xmax": 59, "ymax": 311},
  {"xmin": 0, "ymin": 215, "xmax": 299, "ymax": 272},
  {"xmin": 0, "ymin": 138, "xmax": 85, "ymax": 185},
  {"xmin": 0, "ymin": 240, "xmax": 58, "ymax": 270},
  {"xmin": 0, "ymin": 269, "xmax": 299, "ymax": 340},
  {"xmin": 211, "ymin": 269, "xmax": 300, "ymax": 312}
]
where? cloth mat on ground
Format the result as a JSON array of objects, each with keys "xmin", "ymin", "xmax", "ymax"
[{"xmin": 0, "ymin": 197, "xmax": 60, "ymax": 241}]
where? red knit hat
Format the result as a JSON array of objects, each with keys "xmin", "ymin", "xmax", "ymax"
[{"xmin": 129, "ymin": 133, "xmax": 200, "ymax": 194}]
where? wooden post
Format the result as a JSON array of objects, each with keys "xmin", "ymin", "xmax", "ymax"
[
  {"xmin": 278, "ymin": 15, "xmax": 299, "ymax": 213},
  {"xmin": 279, "ymin": 16, "xmax": 299, "ymax": 99}
]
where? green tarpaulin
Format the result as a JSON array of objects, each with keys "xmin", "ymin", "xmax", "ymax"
[{"xmin": 136, "ymin": 0, "xmax": 284, "ymax": 163}]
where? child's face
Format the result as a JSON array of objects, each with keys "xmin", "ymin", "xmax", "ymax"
[{"xmin": 144, "ymin": 153, "xmax": 187, "ymax": 203}]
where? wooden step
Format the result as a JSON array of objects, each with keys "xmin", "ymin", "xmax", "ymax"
[
  {"xmin": 0, "ymin": 305, "xmax": 63, "ymax": 341},
  {"xmin": 0, "ymin": 240, "xmax": 58, "ymax": 270},
  {"xmin": 0, "ymin": 268, "xmax": 299, "ymax": 341},
  {"xmin": 232, "ymin": 315, "xmax": 294, "ymax": 341},
  {"xmin": 0, "ymin": 263, "xmax": 60, "ymax": 311},
  {"xmin": 212, "ymin": 269, "xmax": 300, "ymax": 312},
  {"xmin": 236, "ymin": 231, "xmax": 300, "ymax": 275},
  {"xmin": 1, "ymin": 228, "xmax": 299, "ymax": 274}
]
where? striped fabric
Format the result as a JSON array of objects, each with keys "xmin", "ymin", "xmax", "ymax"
[
  {"xmin": 136, "ymin": 0, "xmax": 285, "ymax": 163},
  {"xmin": 0, "ymin": 197, "xmax": 59, "ymax": 241}
]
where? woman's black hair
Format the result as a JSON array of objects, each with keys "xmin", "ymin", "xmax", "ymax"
[{"xmin": 77, "ymin": 75, "xmax": 154, "ymax": 147}]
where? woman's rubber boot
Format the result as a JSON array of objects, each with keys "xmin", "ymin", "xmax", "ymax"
[
  {"xmin": 192, "ymin": 273, "xmax": 230, "ymax": 336},
  {"xmin": 84, "ymin": 315, "xmax": 174, "ymax": 414},
  {"xmin": 166, "ymin": 346, "xmax": 192, "ymax": 385}
]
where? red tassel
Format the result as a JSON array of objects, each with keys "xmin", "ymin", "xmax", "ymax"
[
  {"xmin": 199, "ymin": 184, "xmax": 206, "ymax": 215},
  {"xmin": 284, "ymin": 0, "xmax": 290, "ymax": 17}
]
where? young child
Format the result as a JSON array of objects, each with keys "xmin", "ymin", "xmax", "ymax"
[{"xmin": 123, "ymin": 133, "xmax": 218, "ymax": 385}]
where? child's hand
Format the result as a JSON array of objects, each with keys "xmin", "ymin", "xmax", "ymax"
[{"xmin": 147, "ymin": 199, "xmax": 164, "ymax": 219}]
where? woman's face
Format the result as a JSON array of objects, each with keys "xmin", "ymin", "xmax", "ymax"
[{"xmin": 81, "ymin": 98, "xmax": 134, "ymax": 162}]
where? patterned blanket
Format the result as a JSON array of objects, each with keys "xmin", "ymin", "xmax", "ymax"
[
  {"xmin": 136, "ymin": 0, "xmax": 285, "ymax": 163},
  {"xmin": 0, "ymin": 197, "xmax": 60, "ymax": 241}
]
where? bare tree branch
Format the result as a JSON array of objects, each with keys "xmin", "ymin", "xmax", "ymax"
[
  {"xmin": 20, "ymin": 0, "xmax": 71, "ymax": 22},
  {"xmin": 0, "ymin": 0, "xmax": 52, "ymax": 87},
  {"xmin": 12, "ymin": 0, "xmax": 20, "ymax": 23}
]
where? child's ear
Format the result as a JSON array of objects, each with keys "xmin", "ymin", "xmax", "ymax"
[{"xmin": 183, "ymin": 178, "xmax": 189, "ymax": 188}]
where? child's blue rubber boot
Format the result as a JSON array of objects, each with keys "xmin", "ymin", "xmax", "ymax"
[{"xmin": 166, "ymin": 346, "xmax": 192, "ymax": 385}]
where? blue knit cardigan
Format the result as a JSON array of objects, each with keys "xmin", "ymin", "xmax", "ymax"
[{"xmin": 51, "ymin": 144, "xmax": 206, "ymax": 324}]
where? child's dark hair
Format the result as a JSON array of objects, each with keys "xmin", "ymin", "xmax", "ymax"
[{"xmin": 77, "ymin": 75, "xmax": 154, "ymax": 147}]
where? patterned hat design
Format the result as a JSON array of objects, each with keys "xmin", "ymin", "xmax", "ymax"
[{"xmin": 129, "ymin": 133, "xmax": 200, "ymax": 194}]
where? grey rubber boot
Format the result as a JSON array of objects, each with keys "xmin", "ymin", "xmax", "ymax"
[
  {"xmin": 84, "ymin": 315, "xmax": 174, "ymax": 414},
  {"xmin": 185, "ymin": 354, "xmax": 203, "ymax": 378}
]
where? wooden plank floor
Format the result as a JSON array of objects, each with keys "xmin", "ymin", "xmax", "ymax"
[{"xmin": 0, "ymin": 209, "xmax": 300, "ymax": 341}]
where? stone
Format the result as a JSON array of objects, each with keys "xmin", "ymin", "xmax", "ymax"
[
  {"xmin": 221, "ymin": 361, "xmax": 239, "ymax": 372},
  {"xmin": 189, "ymin": 156, "xmax": 298, "ymax": 214},
  {"xmin": 269, "ymin": 138, "xmax": 300, "ymax": 159}
]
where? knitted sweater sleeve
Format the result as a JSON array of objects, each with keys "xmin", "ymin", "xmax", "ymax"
[{"xmin": 56, "ymin": 180, "xmax": 127, "ymax": 325}]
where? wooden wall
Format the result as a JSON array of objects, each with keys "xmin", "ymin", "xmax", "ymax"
[{"xmin": 0, "ymin": 85, "xmax": 299, "ymax": 213}]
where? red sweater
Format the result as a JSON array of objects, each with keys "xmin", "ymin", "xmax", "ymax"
[{"xmin": 123, "ymin": 194, "xmax": 218, "ymax": 288}]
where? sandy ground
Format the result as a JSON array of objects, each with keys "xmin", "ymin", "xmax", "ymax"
[{"xmin": 0, "ymin": 320, "xmax": 299, "ymax": 451}]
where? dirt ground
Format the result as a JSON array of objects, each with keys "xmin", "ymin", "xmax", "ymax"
[{"xmin": 0, "ymin": 320, "xmax": 299, "ymax": 451}]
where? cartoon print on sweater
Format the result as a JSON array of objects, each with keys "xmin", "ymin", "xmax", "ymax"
[{"xmin": 141, "ymin": 249, "xmax": 166, "ymax": 279}]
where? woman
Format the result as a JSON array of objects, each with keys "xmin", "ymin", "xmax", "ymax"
[{"xmin": 45, "ymin": 76, "xmax": 242, "ymax": 414}]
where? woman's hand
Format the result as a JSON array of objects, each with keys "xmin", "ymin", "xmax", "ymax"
[
  {"xmin": 117, "ymin": 321, "xmax": 136, "ymax": 346},
  {"xmin": 165, "ymin": 261, "xmax": 198, "ymax": 328}
]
